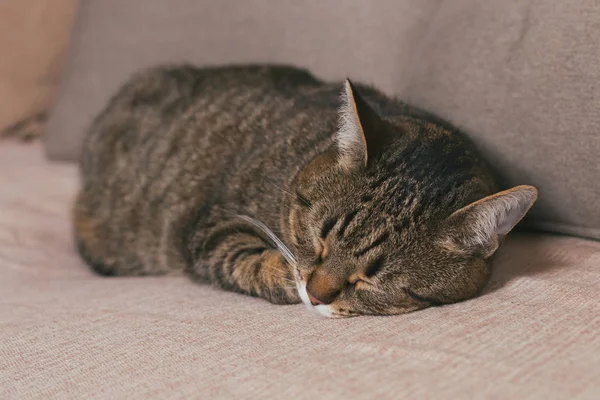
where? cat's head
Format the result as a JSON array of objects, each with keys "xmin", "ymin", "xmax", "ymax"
[{"xmin": 287, "ymin": 80, "xmax": 538, "ymax": 317}]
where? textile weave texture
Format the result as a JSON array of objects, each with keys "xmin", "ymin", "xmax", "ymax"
[{"xmin": 1, "ymin": 143, "xmax": 598, "ymax": 399}]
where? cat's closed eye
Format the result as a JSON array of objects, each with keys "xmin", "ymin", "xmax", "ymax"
[
  {"xmin": 348, "ymin": 276, "xmax": 373, "ymax": 291},
  {"xmin": 320, "ymin": 217, "xmax": 337, "ymax": 239},
  {"xmin": 364, "ymin": 256, "xmax": 385, "ymax": 278},
  {"xmin": 313, "ymin": 217, "xmax": 336, "ymax": 263},
  {"xmin": 314, "ymin": 237, "xmax": 329, "ymax": 264}
]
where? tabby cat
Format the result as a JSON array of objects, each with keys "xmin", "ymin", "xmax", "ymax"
[{"xmin": 73, "ymin": 65, "xmax": 537, "ymax": 317}]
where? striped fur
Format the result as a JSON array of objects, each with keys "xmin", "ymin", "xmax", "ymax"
[{"xmin": 73, "ymin": 64, "xmax": 537, "ymax": 317}]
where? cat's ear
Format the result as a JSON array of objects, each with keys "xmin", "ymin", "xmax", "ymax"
[
  {"xmin": 336, "ymin": 79, "xmax": 389, "ymax": 170},
  {"xmin": 441, "ymin": 185, "xmax": 538, "ymax": 258}
]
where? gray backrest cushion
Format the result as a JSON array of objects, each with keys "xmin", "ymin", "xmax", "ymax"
[
  {"xmin": 398, "ymin": 0, "xmax": 600, "ymax": 239},
  {"xmin": 45, "ymin": 0, "xmax": 439, "ymax": 158},
  {"xmin": 45, "ymin": 0, "xmax": 600, "ymax": 239}
]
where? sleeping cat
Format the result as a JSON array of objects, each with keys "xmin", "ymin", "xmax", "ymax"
[{"xmin": 73, "ymin": 65, "xmax": 537, "ymax": 317}]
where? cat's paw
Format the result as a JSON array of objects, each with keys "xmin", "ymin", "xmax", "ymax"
[{"xmin": 261, "ymin": 251, "xmax": 302, "ymax": 305}]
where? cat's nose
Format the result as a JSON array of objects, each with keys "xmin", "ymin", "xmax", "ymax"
[
  {"xmin": 306, "ymin": 270, "xmax": 342, "ymax": 305},
  {"xmin": 306, "ymin": 289, "xmax": 325, "ymax": 306}
]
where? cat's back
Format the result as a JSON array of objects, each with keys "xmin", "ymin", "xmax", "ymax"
[{"xmin": 81, "ymin": 64, "xmax": 325, "ymax": 172}]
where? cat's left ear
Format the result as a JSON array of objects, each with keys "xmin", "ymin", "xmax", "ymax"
[
  {"xmin": 336, "ymin": 79, "xmax": 390, "ymax": 170},
  {"xmin": 440, "ymin": 185, "xmax": 538, "ymax": 258}
]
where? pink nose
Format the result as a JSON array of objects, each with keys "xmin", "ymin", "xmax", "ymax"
[
  {"xmin": 306, "ymin": 270, "xmax": 342, "ymax": 305},
  {"xmin": 306, "ymin": 289, "xmax": 324, "ymax": 306}
]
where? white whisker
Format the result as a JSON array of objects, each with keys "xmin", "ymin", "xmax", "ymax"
[{"xmin": 236, "ymin": 215, "xmax": 298, "ymax": 267}]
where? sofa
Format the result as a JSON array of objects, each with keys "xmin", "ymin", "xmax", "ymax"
[{"xmin": 2, "ymin": 1, "xmax": 599, "ymax": 398}]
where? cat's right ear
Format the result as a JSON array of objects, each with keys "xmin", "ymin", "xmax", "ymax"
[
  {"xmin": 440, "ymin": 185, "xmax": 538, "ymax": 258},
  {"xmin": 336, "ymin": 79, "xmax": 389, "ymax": 170}
]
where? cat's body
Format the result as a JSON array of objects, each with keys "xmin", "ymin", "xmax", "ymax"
[{"xmin": 74, "ymin": 64, "xmax": 537, "ymax": 317}]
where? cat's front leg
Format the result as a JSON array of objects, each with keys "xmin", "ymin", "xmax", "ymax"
[
  {"xmin": 231, "ymin": 248, "xmax": 301, "ymax": 305},
  {"xmin": 190, "ymin": 223, "xmax": 301, "ymax": 305}
]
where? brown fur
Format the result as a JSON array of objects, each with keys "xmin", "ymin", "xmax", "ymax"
[{"xmin": 73, "ymin": 64, "xmax": 537, "ymax": 317}]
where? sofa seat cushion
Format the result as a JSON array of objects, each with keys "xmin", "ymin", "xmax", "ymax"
[{"xmin": 1, "ymin": 143, "xmax": 598, "ymax": 398}]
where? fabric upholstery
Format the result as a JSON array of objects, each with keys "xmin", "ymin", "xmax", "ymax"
[
  {"xmin": 1, "ymin": 143, "xmax": 598, "ymax": 399},
  {"xmin": 400, "ymin": 0, "xmax": 600, "ymax": 240},
  {"xmin": 44, "ymin": 0, "xmax": 600, "ymax": 240},
  {"xmin": 43, "ymin": 0, "xmax": 440, "ymax": 158},
  {"xmin": 0, "ymin": 0, "xmax": 78, "ymax": 132}
]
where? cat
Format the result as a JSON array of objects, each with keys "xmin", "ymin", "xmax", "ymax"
[{"xmin": 73, "ymin": 64, "xmax": 537, "ymax": 318}]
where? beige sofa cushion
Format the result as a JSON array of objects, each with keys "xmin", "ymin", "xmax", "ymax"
[
  {"xmin": 44, "ymin": 0, "xmax": 600, "ymax": 239},
  {"xmin": 1, "ymin": 143, "xmax": 599, "ymax": 398},
  {"xmin": 0, "ymin": 0, "xmax": 78, "ymax": 136}
]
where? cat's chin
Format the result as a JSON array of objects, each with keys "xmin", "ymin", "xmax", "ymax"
[
  {"xmin": 306, "ymin": 303, "xmax": 351, "ymax": 319},
  {"xmin": 312, "ymin": 304, "xmax": 348, "ymax": 318}
]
